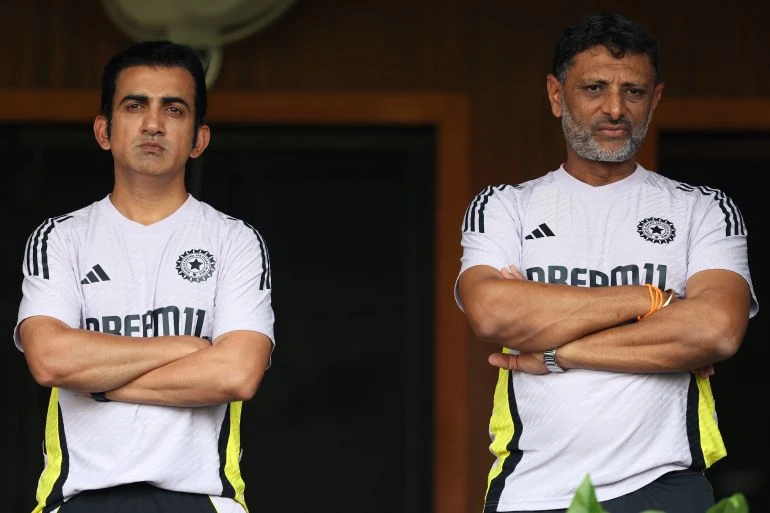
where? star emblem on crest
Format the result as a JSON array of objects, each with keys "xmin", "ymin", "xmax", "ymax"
[
  {"xmin": 175, "ymin": 249, "xmax": 216, "ymax": 283},
  {"xmin": 637, "ymin": 217, "xmax": 676, "ymax": 244}
]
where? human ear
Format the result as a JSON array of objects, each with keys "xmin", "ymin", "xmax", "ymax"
[
  {"xmin": 546, "ymin": 74, "xmax": 564, "ymax": 118},
  {"xmin": 93, "ymin": 116, "xmax": 111, "ymax": 150},
  {"xmin": 650, "ymin": 82, "xmax": 665, "ymax": 112},
  {"xmin": 190, "ymin": 124, "xmax": 210, "ymax": 159}
]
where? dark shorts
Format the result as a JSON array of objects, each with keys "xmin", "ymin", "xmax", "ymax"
[
  {"xmin": 57, "ymin": 483, "xmax": 218, "ymax": 513},
  {"xmin": 502, "ymin": 469, "xmax": 714, "ymax": 513}
]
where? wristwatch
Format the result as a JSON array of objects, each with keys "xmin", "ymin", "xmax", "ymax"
[
  {"xmin": 543, "ymin": 348, "xmax": 565, "ymax": 373},
  {"xmin": 90, "ymin": 391, "xmax": 111, "ymax": 402}
]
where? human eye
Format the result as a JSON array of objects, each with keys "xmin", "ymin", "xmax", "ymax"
[
  {"xmin": 166, "ymin": 105, "xmax": 185, "ymax": 116},
  {"xmin": 625, "ymin": 87, "xmax": 646, "ymax": 98},
  {"xmin": 582, "ymin": 84, "xmax": 604, "ymax": 94}
]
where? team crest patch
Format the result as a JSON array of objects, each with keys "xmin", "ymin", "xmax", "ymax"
[
  {"xmin": 637, "ymin": 217, "xmax": 676, "ymax": 244},
  {"xmin": 176, "ymin": 249, "xmax": 216, "ymax": 283}
]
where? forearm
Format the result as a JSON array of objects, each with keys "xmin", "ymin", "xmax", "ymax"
[
  {"xmin": 106, "ymin": 331, "xmax": 273, "ymax": 407},
  {"xmin": 20, "ymin": 316, "xmax": 208, "ymax": 392},
  {"xmin": 460, "ymin": 266, "xmax": 653, "ymax": 352},
  {"xmin": 557, "ymin": 288, "xmax": 749, "ymax": 373}
]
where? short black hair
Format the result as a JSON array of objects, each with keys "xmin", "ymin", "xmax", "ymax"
[
  {"xmin": 100, "ymin": 40, "xmax": 207, "ymax": 141},
  {"xmin": 552, "ymin": 13, "xmax": 660, "ymax": 83}
]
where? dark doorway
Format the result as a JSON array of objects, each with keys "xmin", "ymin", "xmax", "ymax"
[
  {"xmin": 0, "ymin": 123, "xmax": 436, "ymax": 513},
  {"xmin": 658, "ymin": 131, "xmax": 768, "ymax": 511}
]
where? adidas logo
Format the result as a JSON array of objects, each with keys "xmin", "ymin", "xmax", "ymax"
[
  {"xmin": 525, "ymin": 223, "xmax": 555, "ymax": 240},
  {"xmin": 81, "ymin": 264, "xmax": 111, "ymax": 285}
]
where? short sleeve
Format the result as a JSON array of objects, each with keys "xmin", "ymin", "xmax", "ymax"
[
  {"xmin": 687, "ymin": 188, "xmax": 759, "ymax": 317},
  {"xmin": 455, "ymin": 185, "xmax": 522, "ymax": 310},
  {"xmin": 14, "ymin": 216, "xmax": 82, "ymax": 351},
  {"xmin": 212, "ymin": 221, "xmax": 276, "ymax": 346}
]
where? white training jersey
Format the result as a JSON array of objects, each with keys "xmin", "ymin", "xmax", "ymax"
[
  {"xmin": 456, "ymin": 165, "xmax": 758, "ymax": 512},
  {"xmin": 14, "ymin": 194, "xmax": 275, "ymax": 513}
]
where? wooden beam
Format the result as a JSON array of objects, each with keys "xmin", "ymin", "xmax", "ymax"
[{"xmin": 639, "ymin": 97, "xmax": 770, "ymax": 169}]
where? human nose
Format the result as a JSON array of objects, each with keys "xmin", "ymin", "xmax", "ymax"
[
  {"xmin": 602, "ymin": 89, "xmax": 624, "ymax": 120},
  {"xmin": 141, "ymin": 107, "xmax": 164, "ymax": 135}
]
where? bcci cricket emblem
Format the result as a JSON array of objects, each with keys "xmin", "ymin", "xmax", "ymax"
[
  {"xmin": 176, "ymin": 249, "xmax": 216, "ymax": 283},
  {"xmin": 637, "ymin": 217, "xmax": 676, "ymax": 244}
]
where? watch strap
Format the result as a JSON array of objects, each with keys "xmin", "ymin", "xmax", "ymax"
[
  {"xmin": 543, "ymin": 348, "xmax": 565, "ymax": 373},
  {"xmin": 90, "ymin": 391, "xmax": 111, "ymax": 402}
]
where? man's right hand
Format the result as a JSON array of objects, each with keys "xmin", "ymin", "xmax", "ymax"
[
  {"xmin": 500, "ymin": 265, "xmax": 525, "ymax": 280},
  {"xmin": 488, "ymin": 351, "xmax": 549, "ymax": 375}
]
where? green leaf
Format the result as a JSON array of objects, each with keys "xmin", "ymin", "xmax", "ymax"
[
  {"xmin": 565, "ymin": 476, "xmax": 750, "ymax": 513},
  {"xmin": 567, "ymin": 475, "xmax": 608, "ymax": 513},
  {"xmin": 707, "ymin": 493, "xmax": 749, "ymax": 513}
]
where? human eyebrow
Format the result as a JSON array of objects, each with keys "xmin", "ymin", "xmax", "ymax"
[
  {"xmin": 576, "ymin": 79, "xmax": 608, "ymax": 91},
  {"xmin": 119, "ymin": 94, "xmax": 149, "ymax": 105},
  {"xmin": 620, "ymin": 81, "xmax": 647, "ymax": 89},
  {"xmin": 577, "ymin": 77, "xmax": 609, "ymax": 85}
]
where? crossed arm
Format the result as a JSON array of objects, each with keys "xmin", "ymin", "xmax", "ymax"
[
  {"xmin": 457, "ymin": 264, "xmax": 752, "ymax": 374},
  {"xmin": 19, "ymin": 316, "xmax": 272, "ymax": 406}
]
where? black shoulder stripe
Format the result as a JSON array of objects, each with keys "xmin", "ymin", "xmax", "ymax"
[
  {"xmin": 26, "ymin": 218, "xmax": 51, "ymax": 277},
  {"xmin": 24, "ymin": 231, "xmax": 35, "ymax": 277},
  {"xmin": 463, "ymin": 184, "xmax": 508, "ymax": 234},
  {"xmin": 236, "ymin": 219, "xmax": 272, "ymax": 291},
  {"xmin": 697, "ymin": 186, "xmax": 746, "ymax": 237},
  {"xmin": 40, "ymin": 216, "xmax": 73, "ymax": 279},
  {"xmin": 25, "ymin": 215, "xmax": 72, "ymax": 279},
  {"xmin": 462, "ymin": 186, "xmax": 490, "ymax": 233},
  {"xmin": 732, "ymin": 198, "xmax": 745, "ymax": 235}
]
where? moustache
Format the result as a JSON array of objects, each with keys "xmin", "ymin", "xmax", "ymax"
[
  {"xmin": 137, "ymin": 138, "xmax": 166, "ymax": 147},
  {"xmin": 592, "ymin": 117, "xmax": 631, "ymax": 131}
]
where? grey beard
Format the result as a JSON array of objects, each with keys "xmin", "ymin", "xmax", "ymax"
[{"xmin": 560, "ymin": 98, "xmax": 650, "ymax": 163}]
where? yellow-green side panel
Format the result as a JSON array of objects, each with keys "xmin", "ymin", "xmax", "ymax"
[
  {"xmin": 696, "ymin": 375, "xmax": 726, "ymax": 468},
  {"xmin": 224, "ymin": 401, "xmax": 248, "ymax": 512},
  {"xmin": 32, "ymin": 388, "xmax": 63, "ymax": 513},
  {"xmin": 485, "ymin": 365, "xmax": 515, "ymax": 501}
]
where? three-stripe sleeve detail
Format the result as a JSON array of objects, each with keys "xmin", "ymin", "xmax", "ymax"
[
  {"xmin": 702, "ymin": 186, "xmax": 746, "ymax": 237},
  {"xmin": 677, "ymin": 184, "xmax": 746, "ymax": 237},
  {"xmin": 463, "ymin": 185, "xmax": 509, "ymax": 234},
  {"xmin": 230, "ymin": 218, "xmax": 272, "ymax": 290},
  {"xmin": 24, "ymin": 215, "xmax": 73, "ymax": 279}
]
